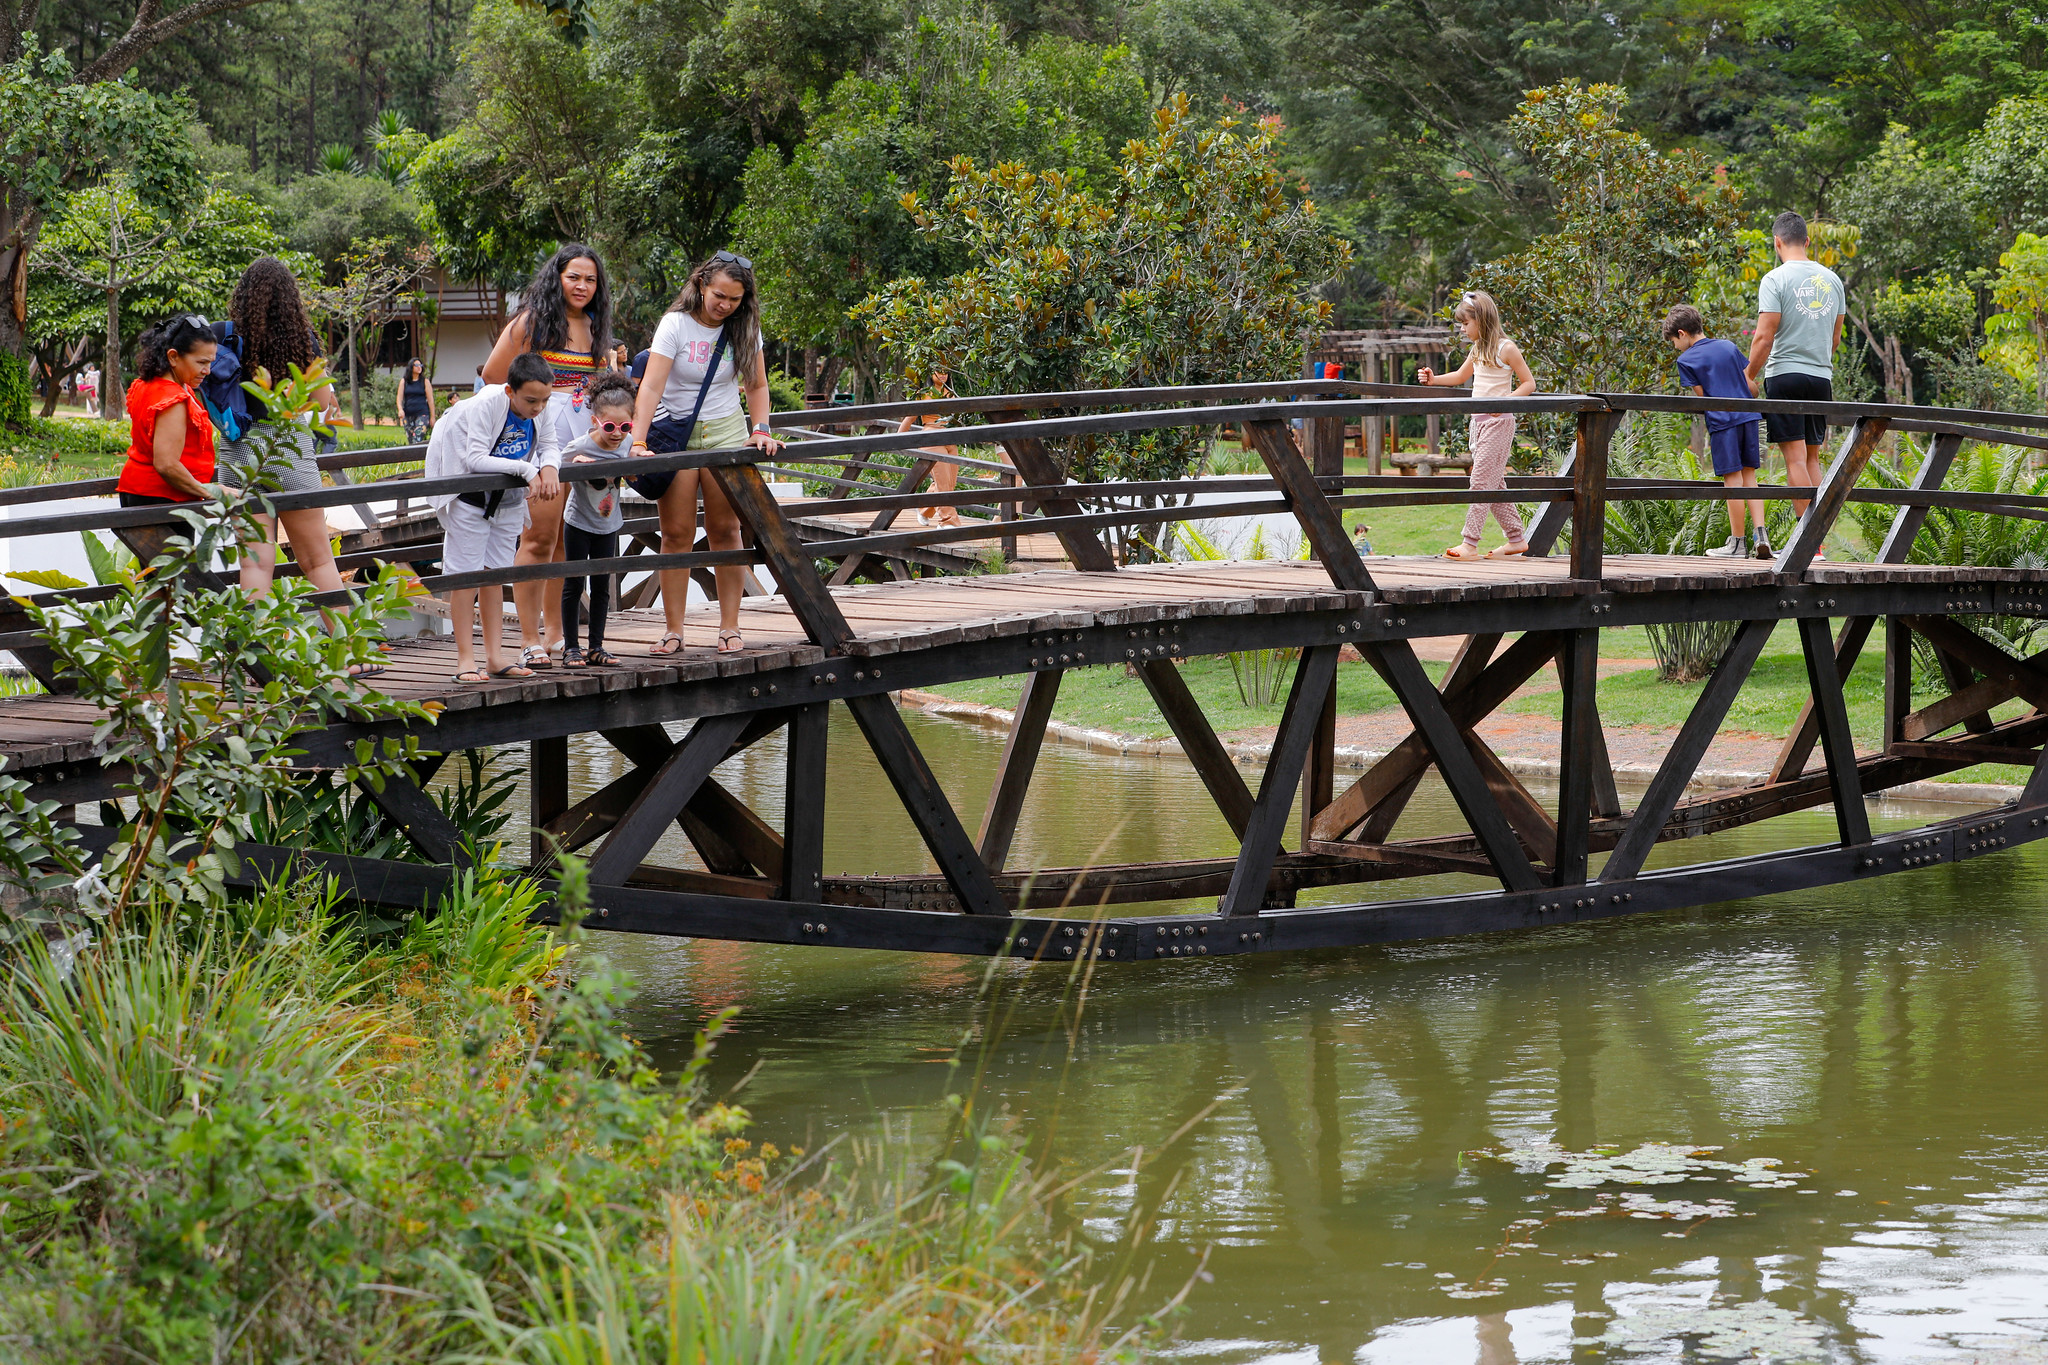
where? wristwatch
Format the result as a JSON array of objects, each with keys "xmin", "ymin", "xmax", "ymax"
[{"xmin": 753, "ymin": 422, "xmax": 771, "ymax": 435}]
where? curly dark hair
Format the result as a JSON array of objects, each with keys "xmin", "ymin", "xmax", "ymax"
[
  {"xmin": 519, "ymin": 243, "xmax": 613, "ymax": 361},
  {"xmin": 583, "ymin": 369, "xmax": 636, "ymax": 414},
  {"xmin": 228, "ymin": 257, "xmax": 317, "ymax": 387}
]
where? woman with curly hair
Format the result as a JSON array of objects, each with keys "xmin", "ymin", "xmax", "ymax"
[
  {"xmin": 220, "ymin": 257, "xmax": 354, "ymax": 608},
  {"xmin": 480, "ymin": 243, "xmax": 615, "ymax": 669}
]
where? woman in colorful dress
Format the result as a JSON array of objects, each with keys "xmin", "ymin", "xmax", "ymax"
[{"xmin": 481, "ymin": 243, "xmax": 615, "ymax": 668}]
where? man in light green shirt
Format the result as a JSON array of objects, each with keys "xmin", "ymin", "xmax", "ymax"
[{"xmin": 1745, "ymin": 212, "xmax": 1845, "ymax": 539}]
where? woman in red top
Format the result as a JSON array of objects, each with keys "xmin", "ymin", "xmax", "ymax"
[{"xmin": 116, "ymin": 315, "xmax": 221, "ymax": 506}]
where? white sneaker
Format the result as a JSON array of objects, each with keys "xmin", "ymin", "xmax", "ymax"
[{"xmin": 1706, "ymin": 536, "xmax": 1749, "ymax": 557}]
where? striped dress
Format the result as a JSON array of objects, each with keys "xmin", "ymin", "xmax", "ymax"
[{"xmin": 539, "ymin": 343, "xmax": 600, "ymax": 446}]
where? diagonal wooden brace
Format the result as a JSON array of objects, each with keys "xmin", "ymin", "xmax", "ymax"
[
  {"xmin": 1769, "ymin": 432, "xmax": 1964, "ymax": 781},
  {"xmin": 1360, "ymin": 639, "xmax": 1541, "ymax": 890},
  {"xmin": 1242, "ymin": 419, "xmax": 1377, "ymax": 592},
  {"xmin": 588, "ymin": 713, "xmax": 752, "ymax": 884},
  {"xmin": 843, "ymin": 692, "xmax": 1008, "ymax": 914},
  {"xmin": 1222, "ymin": 645, "xmax": 1341, "ymax": 915},
  {"xmin": 1600, "ymin": 617, "xmax": 1774, "ymax": 883},
  {"xmin": 1796, "ymin": 614, "xmax": 1870, "ymax": 846},
  {"xmin": 1138, "ymin": 659, "xmax": 1255, "ymax": 838},
  {"xmin": 1773, "ymin": 417, "xmax": 1890, "ymax": 578},
  {"xmin": 1311, "ymin": 631, "xmax": 1560, "ymax": 842}
]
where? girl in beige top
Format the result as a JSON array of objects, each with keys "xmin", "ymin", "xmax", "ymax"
[{"xmin": 1418, "ymin": 290, "xmax": 1537, "ymax": 559}]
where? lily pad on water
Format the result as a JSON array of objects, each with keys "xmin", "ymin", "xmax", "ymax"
[
  {"xmin": 1599, "ymin": 1299, "xmax": 1828, "ymax": 1361},
  {"xmin": 1483, "ymin": 1141, "xmax": 1809, "ymax": 1190}
]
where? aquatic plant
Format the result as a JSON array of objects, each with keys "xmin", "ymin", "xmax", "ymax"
[{"xmin": 1599, "ymin": 1298, "xmax": 1829, "ymax": 1361}]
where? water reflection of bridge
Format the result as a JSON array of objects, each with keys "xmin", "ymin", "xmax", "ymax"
[
  {"xmin": 660, "ymin": 838, "xmax": 2047, "ymax": 1359},
  {"xmin": 9, "ymin": 382, "xmax": 2048, "ymax": 961}
]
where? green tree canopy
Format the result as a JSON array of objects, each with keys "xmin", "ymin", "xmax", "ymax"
[
  {"xmin": 860, "ymin": 97, "xmax": 1351, "ymax": 482},
  {"xmin": 1466, "ymin": 82, "xmax": 1743, "ymax": 403},
  {"xmin": 737, "ymin": 6, "xmax": 1151, "ymax": 394}
]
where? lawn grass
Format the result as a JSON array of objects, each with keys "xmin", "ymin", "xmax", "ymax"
[{"xmin": 921, "ymin": 652, "xmax": 1449, "ymax": 738}]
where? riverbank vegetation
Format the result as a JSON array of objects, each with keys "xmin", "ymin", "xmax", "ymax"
[{"xmin": 0, "ymin": 412, "xmax": 1157, "ymax": 1363}]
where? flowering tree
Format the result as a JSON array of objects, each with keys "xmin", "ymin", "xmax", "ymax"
[{"xmin": 1466, "ymin": 82, "xmax": 1744, "ymax": 406}]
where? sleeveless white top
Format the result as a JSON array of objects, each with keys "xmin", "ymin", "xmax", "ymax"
[{"xmin": 1471, "ymin": 344, "xmax": 1515, "ymax": 399}]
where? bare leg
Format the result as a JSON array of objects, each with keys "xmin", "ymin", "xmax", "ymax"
[
  {"xmin": 656, "ymin": 471, "xmax": 701, "ymax": 645},
  {"xmin": 514, "ymin": 493, "xmax": 566, "ymax": 655},
  {"xmin": 239, "ymin": 512, "xmax": 280, "ymax": 594},
  {"xmin": 932, "ymin": 454, "xmax": 960, "ymax": 525},
  {"xmin": 272, "ymin": 506, "xmax": 356, "ymax": 640},
  {"xmin": 1780, "ymin": 439, "xmax": 1814, "ymax": 515},
  {"xmin": 1723, "ymin": 473, "xmax": 1747, "ymax": 538},
  {"xmin": 449, "ymin": 587, "xmax": 480, "ymax": 676},
  {"xmin": 700, "ymin": 473, "xmax": 746, "ymax": 635},
  {"xmin": 479, "ymin": 585, "xmax": 507, "ymax": 672},
  {"xmin": 1741, "ymin": 467, "xmax": 1766, "ymax": 538}
]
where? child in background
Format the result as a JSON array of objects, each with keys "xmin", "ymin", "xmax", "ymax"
[
  {"xmin": 1663, "ymin": 304, "xmax": 1768, "ymax": 559},
  {"xmin": 1416, "ymin": 290, "xmax": 1537, "ymax": 559},
  {"xmin": 558, "ymin": 371, "xmax": 635, "ymax": 666},
  {"xmin": 424, "ymin": 351, "xmax": 564, "ymax": 683}
]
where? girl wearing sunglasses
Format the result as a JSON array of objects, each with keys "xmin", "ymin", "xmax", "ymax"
[{"xmin": 556, "ymin": 370, "xmax": 638, "ymax": 665}]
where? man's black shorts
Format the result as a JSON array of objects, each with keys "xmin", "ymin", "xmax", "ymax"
[{"xmin": 1762, "ymin": 372, "xmax": 1831, "ymax": 446}]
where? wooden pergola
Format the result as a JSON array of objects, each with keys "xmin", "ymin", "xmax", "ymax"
[{"xmin": 1307, "ymin": 327, "xmax": 1456, "ymax": 473}]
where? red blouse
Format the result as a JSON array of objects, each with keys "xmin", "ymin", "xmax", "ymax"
[{"xmin": 116, "ymin": 376, "xmax": 215, "ymax": 500}]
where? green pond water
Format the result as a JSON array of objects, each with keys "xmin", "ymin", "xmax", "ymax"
[{"xmin": 517, "ymin": 705, "xmax": 2048, "ymax": 1363}]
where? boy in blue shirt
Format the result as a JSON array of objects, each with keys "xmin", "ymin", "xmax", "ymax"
[{"xmin": 1664, "ymin": 304, "xmax": 1768, "ymax": 559}]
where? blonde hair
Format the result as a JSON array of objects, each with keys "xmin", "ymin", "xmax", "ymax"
[{"xmin": 1455, "ymin": 290, "xmax": 1506, "ymax": 366}]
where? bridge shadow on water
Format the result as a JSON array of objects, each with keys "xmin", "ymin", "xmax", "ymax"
[{"xmin": 539, "ymin": 708, "xmax": 2048, "ymax": 1363}]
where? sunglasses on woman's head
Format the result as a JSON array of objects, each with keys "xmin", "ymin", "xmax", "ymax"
[
  {"xmin": 596, "ymin": 420, "xmax": 633, "ymax": 434},
  {"xmin": 711, "ymin": 250, "xmax": 752, "ymax": 272}
]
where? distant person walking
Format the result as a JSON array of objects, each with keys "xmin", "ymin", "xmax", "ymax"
[
  {"xmin": 1417, "ymin": 290, "xmax": 1536, "ymax": 559},
  {"xmin": 79, "ymin": 363, "xmax": 100, "ymax": 418},
  {"xmin": 481, "ymin": 243, "xmax": 616, "ymax": 669},
  {"xmin": 398, "ymin": 356, "xmax": 436, "ymax": 441},
  {"xmin": 1746, "ymin": 211, "xmax": 1845, "ymax": 554},
  {"xmin": 628, "ymin": 250, "xmax": 783, "ymax": 656},
  {"xmin": 218, "ymin": 257, "xmax": 353, "ymax": 605}
]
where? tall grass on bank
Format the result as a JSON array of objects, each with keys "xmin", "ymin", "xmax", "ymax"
[{"xmin": 0, "ymin": 867, "xmax": 1153, "ymax": 1363}]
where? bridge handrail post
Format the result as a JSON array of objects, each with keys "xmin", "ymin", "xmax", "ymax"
[
  {"xmin": 1773, "ymin": 416, "xmax": 1891, "ymax": 578},
  {"xmin": 1570, "ymin": 409, "xmax": 1622, "ymax": 582}
]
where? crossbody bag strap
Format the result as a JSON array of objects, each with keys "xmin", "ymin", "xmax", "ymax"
[{"xmin": 681, "ymin": 325, "xmax": 731, "ymax": 433}]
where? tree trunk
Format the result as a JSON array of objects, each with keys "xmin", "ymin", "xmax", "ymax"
[{"xmin": 103, "ymin": 286, "xmax": 126, "ymax": 424}]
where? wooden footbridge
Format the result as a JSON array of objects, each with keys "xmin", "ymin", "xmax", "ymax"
[{"xmin": 9, "ymin": 380, "xmax": 2048, "ymax": 961}]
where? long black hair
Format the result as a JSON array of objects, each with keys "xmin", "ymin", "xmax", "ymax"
[
  {"xmin": 520, "ymin": 243, "xmax": 613, "ymax": 360},
  {"xmin": 668, "ymin": 254, "xmax": 763, "ymax": 386}
]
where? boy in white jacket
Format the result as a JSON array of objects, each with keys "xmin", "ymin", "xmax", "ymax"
[{"xmin": 426, "ymin": 352, "xmax": 563, "ymax": 680}]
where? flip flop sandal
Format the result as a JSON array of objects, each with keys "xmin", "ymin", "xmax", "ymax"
[
  {"xmin": 587, "ymin": 648, "xmax": 618, "ymax": 666},
  {"xmin": 491, "ymin": 664, "xmax": 536, "ymax": 679},
  {"xmin": 348, "ymin": 661, "xmax": 389, "ymax": 679},
  {"xmin": 1487, "ymin": 543, "xmax": 1529, "ymax": 558},
  {"xmin": 560, "ymin": 647, "xmax": 586, "ymax": 667},
  {"xmin": 717, "ymin": 629, "xmax": 744, "ymax": 655},
  {"xmin": 650, "ymin": 632, "xmax": 684, "ymax": 656},
  {"xmin": 521, "ymin": 645, "xmax": 555, "ymax": 669},
  {"xmin": 1442, "ymin": 544, "xmax": 1482, "ymax": 560},
  {"xmin": 452, "ymin": 669, "xmax": 490, "ymax": 684}
]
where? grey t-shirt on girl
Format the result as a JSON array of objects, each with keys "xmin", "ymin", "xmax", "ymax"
[{"xmin": 561, "ymin": 433, "xmax": 627, "ymax": 534}]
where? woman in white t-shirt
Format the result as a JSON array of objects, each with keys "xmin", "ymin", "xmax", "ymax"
[{"xmin": 628, "ymin": 251, "xmax": 782, "ymax": 655}]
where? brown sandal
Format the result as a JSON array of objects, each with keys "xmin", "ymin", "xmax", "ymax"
[{"xmin": 1442, "ymin": 543, "xmax": 1482, "ymax": 560}]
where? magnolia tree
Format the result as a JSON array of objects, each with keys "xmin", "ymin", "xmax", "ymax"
[
  {"xmin": 858, "ymin": 95, "xmax": 1351, "ymax": 490},
  {"xmin": 1466, "ymin": 82, "xmax": 1743, "ymax": 423}
]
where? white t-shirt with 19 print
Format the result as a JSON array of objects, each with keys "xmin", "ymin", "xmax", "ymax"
[{"xmin": 650, "ymin": 311, "xmax": 762, "ymax": 425}]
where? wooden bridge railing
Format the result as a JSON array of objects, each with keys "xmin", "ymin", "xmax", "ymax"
[{"xmin": 14, "ymin": 381, "xmax": 2048, "ymax": 951}]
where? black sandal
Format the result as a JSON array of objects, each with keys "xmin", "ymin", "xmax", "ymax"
[
  {"xmin": 560, "ymin": 646, "xmax": 585, "ymax": 667},
  {"xmin": 587, "ymin": 647, "xmax": 617, "ymax": 666}
]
